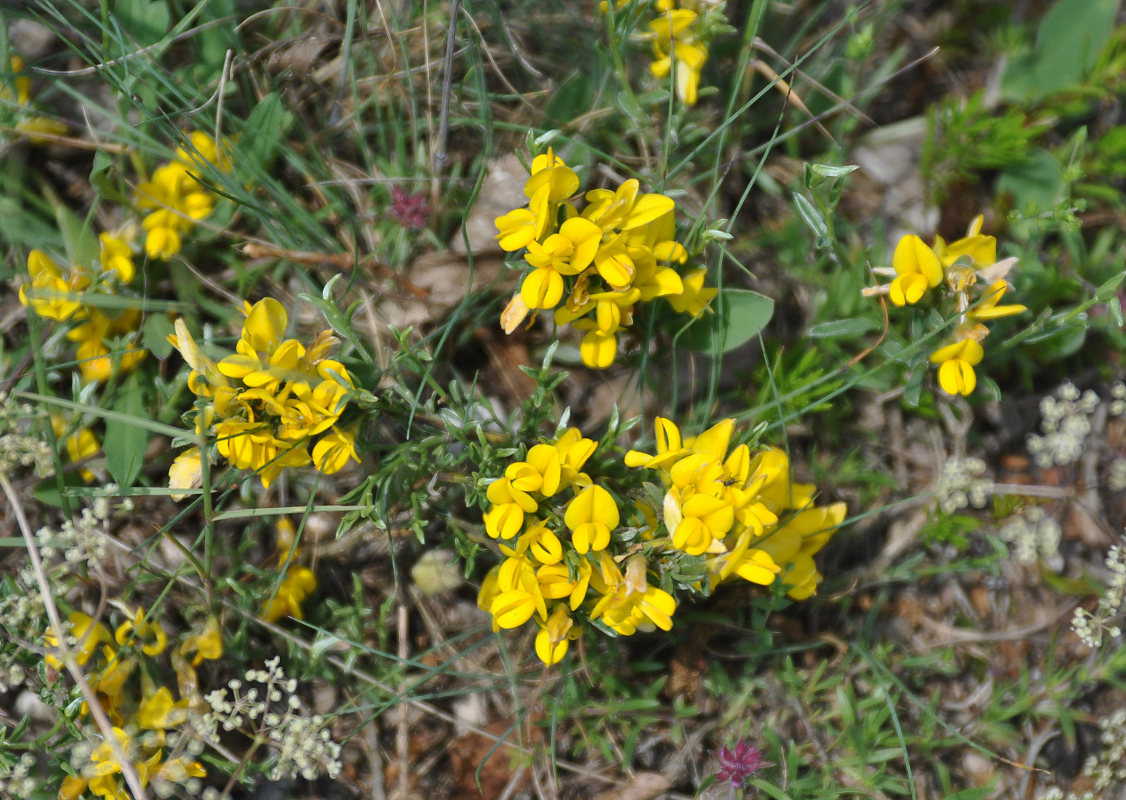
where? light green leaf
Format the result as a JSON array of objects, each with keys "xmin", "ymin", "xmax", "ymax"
[
  {"xmin": 792, "ymin": 192, "xmax": 828, "ymax": 239},
  {"xmin": 235, "ymin": 93, "xmax": 288, "ymax": 170},
  {"xmin": 113, "ymin": 0, "xmax": 172, "ymax": 47},
  {"xmin": 997, "ymin": 149, "xmax": 1064, "ymax": 210},
  {"xmin": 806, "ymin": 317, "xmax": 878, "ymax": 339},
  {"xmin": 1001, "ymin": 0, "xmax": 1119, "ymax": 100},
  {"xmin": 679, "ymin": 289, "xmax": 774, "ymax": 354},
  {"xmin": 104, "ymin": 373, "xmax": 148, "ymax": 487},
  {"xmin": 54, "ymin": 203, "xmax": 99, "ymax": 269}
]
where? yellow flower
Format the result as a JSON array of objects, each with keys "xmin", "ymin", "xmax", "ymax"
[
  {"xmin": 180, "ymin": 615, "xmax": 223, "ymax": 666},
  {"xmin": 582, "ymin": 179, "xmax": 675, "ymax": 235},
  {"xmin": 520, "ymin": 216, "xmax": 603, "ymax": 309},
  {"xmin": 91, "ymin": 645, "xmax": 134, "ymax": 703},
  {"xmin": 67, "ymin": 307, "xmax": 146, "ymax": 383},
  {"xmin": 500, "ymin": 523, "xmax": 564, "ymax": 565},
  {"xmin": 44, "ymin": 611, "xmax": 111, "ymax": 669},
  {"xmin": 930, "ymin": 338, "xmax": 984, "ymax": 396},
  {"xmin": 663, "ymin": 488, "xmax": 733, "ymax": 555},
  {"xmin": 114, "ymin": 607, "xmax": 168, "ymax": 656},
  {"xmin": 967, "ymin": 280, "xmax": 1027, "ymax": 321},
  {"xmin": 51, "ymin": 415, "xmax": 101, "ymax": 482},
  {"xmin": 589, "ymin": 554, "xmax": 676, "ymax": 635},
  {"xmin": 666, "ymin": 267, "xmax": 716, "ymax": 316},
  {"xmin": 168, "ymin": 448, "xmax": 203, "ymax": 501},
  {"xmin": 483, "ymin": 477, "xmax": 539, "ymax": 540},
  {"xmin": 135, "ymin": 686, "xmax": 189, "ymax": 731},
  {"xmin": 505, "ymin": 443, "xmax": 564, "ymax": 497},
  {"xmin": 888, "ymin": 234, "xmax": 943, "ymax": 306},
  {"xmin": 99, "ymin": 233, "xmax": 136, "ymax": 283},
  {"xmin": 537, "ymin": 558, "xmax": 593, "ymax": 610},
  {"xmin": 494, "ymin": 208, "xmax": 541, "ymax": 252},
  {"xmin": 552, "ymin": 428, "xmax": 596, "ymax": 490},
  {"xmin": 933, "ymin": 214, "xmax": 996, "ymax": 270},
  {"xmin": 564, "ymin": 484, "xmax": 620, "ymax": 554},
  {"xmin": 534, "ymin": 605, "xmax": 579, "ymax": 665},
  {"xmin": 19, "ymin": 250, "xmax": 89, "ymax": 321},
  {"xmin": 646, "ymin": 8, "xmax": 708, "ymax": 105},
  {"xmin": 312, "ymin": 427, "xmax": 358, "ymax": 474},
  {"xmin": 174, "ymin": 130, "xmax": 231, "ymax": 172},
  {"xmin": 263, "ymin": 565, "xmax": 318, "ymax": 622},
  {"xmin": 624, "ymin": 416, "xmax": 691, "ymax": 472},
  {"xmin": 486, "ymin": 556, "xmax": 547, "ymax": 629}
]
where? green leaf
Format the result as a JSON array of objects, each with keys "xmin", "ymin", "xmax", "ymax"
[
  {"xmin": 808, "ymin": 162, "xmax": 859, "ymax": 179},
  {"xmin": 54, "ymin": 203, "xmax": 99, "ymax": 269},
  {"xmin": 89, "ymin": 150, "xmax": 115, "ymax": 197},
  {"xmin": 997, "ymin": 150, "xmax": 1064, "ymax": 210},
  {"xmin": 679, "ymin": 289, "xmax": 774, "ymax": 354},
  {"xmin": 142, "ymin": 314, "xmax": 176, "ymax": 359},
  {"xmin": 806, "ymin": 317, "xmax": 878, "ymax": 339},
  {"xmin": 792, "ymin": 192, "xmax": 828, "ymax": 239},
  {"xmin": 112, "ymin": 0, "xmax": 172, "ymax": 47},
  {"xmin": 235, "ymin": 93, "xmax": 287, "ymax": 170},
  {"xmin": 1095, "ymin": 271, "xmax": 1126, "ymax": 301},
  {"xmin": 104, "ymin": 373, "xmax": 148, "ymax": 487},
  {"xmin": 33, "ymin": 472, "xmax": 88, "ymax": 509},
  {"xmin": 545, "ymin": 72, "xmax": 592, "ymax": 127},
  {"xmin": 1000, "ymin": 0, "xmax": 1119, "ymax": 100}
]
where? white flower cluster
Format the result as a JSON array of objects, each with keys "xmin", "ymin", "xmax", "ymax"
[
  {"xmin": 0, "ymin": 491, "xmax": 124, "ymax": 682},
  {"xmin": 205, "ymin": 656, "xmax": 342, "ymax": 782},
  {"xmin": 1071, "ymin": 537, "xmax": 1126, "ymax": 648},
  {"xmin": 0, "ymin": 753, "xmax": 38, "ymax": 799},
  {"xmin": 1026, "ymin": 382, "xmax": 1100, "ymax": 469},
  {"xmin": 998, "ymin": 506, "xmax": 1062, "ymax": 565},
  {"xmin": 1109, "ymin": 458, "xmax": 1126, "ymax": 493},
  {"xmin": 1109, "ymin": 381, "xmax": 1126, "ymax": 418},
  {"xmin": 935, "ymin": 456, "xmax": 991, "ymax": 514},
  {"xmin": 0, "ymin": 391, "xmax": 53, "ymax": 479},
  {"xmin": 1037, "ymin": 709, "xmax": 1126, "ymax": 799}
]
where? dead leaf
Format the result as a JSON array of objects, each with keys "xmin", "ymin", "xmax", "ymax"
[
  {"xmin": 593, "ymin": 772, "xmax": 672, "ymax": 800},
  {"xmin": 376, "ymin": 251, "xmax": 510, "ymax": 331},
  {"xmin": 449, "ymin": 721, "xmax": 531, "ymax": 799},
  {"xmin": 452, "ymin": 153, "xmax": 529, "ymax": 256},
  {"xmin": 266, "ymin": 34, "xmax": 340, "ymax": 77}
]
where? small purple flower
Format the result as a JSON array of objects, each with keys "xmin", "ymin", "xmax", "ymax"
[
  {"xmin": 390, "ymin": 186, "xmax": 430, "ymax": 229},
  {"xmin": 715, "ymin": 740, "xmax": 765, "ymax": 788}
]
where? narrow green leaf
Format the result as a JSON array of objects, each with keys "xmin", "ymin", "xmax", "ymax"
[
  {"xmin": 103, "ymin": 373, "xmax": 149, "ymax": 487},
  {"xmin": 806, "ymin": 317, "xmax": 878, "ymax": 338},
  {"xmin": 792, "ymin": 192, "xmax": 828, "ymax": 239},
  {"xmin": 54, "ymin": 203, "xmax": 99, "ymax": 270},
  {"xmin": 809, "ymin": 163, "xmax": 859, "ymax": 179}
]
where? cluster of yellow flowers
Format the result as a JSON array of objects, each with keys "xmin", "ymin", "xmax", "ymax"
[
  {"xmin": 20, "ymin": 235, "xmax": 146, "ymax": 386},
  {"xmin": 602, "ymin": 1, "xmax": 726, "ymax": 106},
  {"xmin": 865, "ymin": 216, "xmax": 1027, "ymax": 396},
  {"xmin": 494, "ymin": 148, "xmax": 717, "ymax": 368},
  {"xmin": 134, "ymin": 131, "xmax": 230, "ymax": 260},
  {"xmin": 2, "ymin": 55, "xmax": 68, "ymax": 141},
  {"xmin": 45, "ymin": 608, "xmax": 221, "ymax": 800},
  {"xmin": 478, "ymin": 418, "xmax": 845, "ymax": 665},
  {"xmin": 18, "ymin": 131, "xmax": 229, "ymax": 389},
  {"xmin": 262, "ymin": 518, "xmax": 319, "ymax": 623},
  {"xmin": 167, "ymin": 297, "xmax": 358, "ymax": 492}
]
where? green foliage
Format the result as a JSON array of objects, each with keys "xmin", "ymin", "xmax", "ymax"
[{"xmin": 1000, "ymin": 0, "xmax": 1121, "ymax": 101}]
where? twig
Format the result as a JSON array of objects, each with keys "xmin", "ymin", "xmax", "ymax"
[{"xmin": 435, "ymin": 0, "xmax": 461, "ymax": 174}]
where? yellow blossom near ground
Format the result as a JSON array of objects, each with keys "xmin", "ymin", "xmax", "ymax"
[
  {"xmin": 494, "ymin": 149, "xmax": 716, "ymax": 368},
  {"xmin": 478, "ymin": 418, "xmax": 845, "ymax": 665},
  {"xmin": 864, "ymin": 216, "xmax": 1027, "ymax": 396},
  {"xmin": 167, "ymin": 297, "xmax": 358, "ymax": 489}
]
